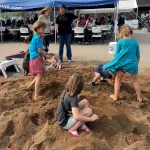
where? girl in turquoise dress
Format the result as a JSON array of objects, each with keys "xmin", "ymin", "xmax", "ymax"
[{"xmin": 103, "ymin": 25, "xmax": 143, "ymax": 102}]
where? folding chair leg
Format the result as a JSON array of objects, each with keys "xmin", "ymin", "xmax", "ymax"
[
  {"xmin": 1, "ymin": 69, "xmax": 8, "ymax": 78},
  {"xmin": 14, "ymin": 65, "xmax": 20, "ymax": 73},
  {"xmin": 91, "ymin": 37, "xmax": 92, "ymax": 44},
  {"xmin": 83, "ymin": 38, "xmax": 84, "ymax": 45}
]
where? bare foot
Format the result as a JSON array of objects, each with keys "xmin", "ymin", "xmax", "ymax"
[
  {"xmin": 137, "ymin": 97, "xmax": 143, "ymax": 103},
  {"xmin": 110, "ymin": 95, "xmax": 118, "ymax": 101},
  {"xmin": 137, "ymin": 96, "xmax": 149, "ymax": 103},
  {"xmin": 34, "ymin": 96, "xmax": 43, "ymax": 100}
]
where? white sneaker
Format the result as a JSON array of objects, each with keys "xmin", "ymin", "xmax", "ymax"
[{"xmin": 68, "ymin": 60, "xmax": 72, "ymax": 63}]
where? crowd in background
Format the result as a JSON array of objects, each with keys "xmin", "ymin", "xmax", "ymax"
[{"xmin": 0, "ymin": 13, "xmax": 38, "ymax": 28}]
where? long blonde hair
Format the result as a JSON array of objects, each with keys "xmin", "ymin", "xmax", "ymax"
[
  {"xmin": 120, "ymin": 25, "xmax": 133, "ymax": 38},
  {"xmin": 39, "ymin": 6, "xmax": 51, "ymax": 15},
  {"xmin": 65, "ymin": 73, "xmax": 84, "ymax": 97}
]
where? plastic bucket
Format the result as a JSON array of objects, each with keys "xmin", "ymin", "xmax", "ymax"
[{"xmin": 109, "ymin": 42, "xmax": 117, "ymax": 54}]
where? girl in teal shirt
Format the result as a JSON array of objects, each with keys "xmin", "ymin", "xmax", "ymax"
[
  {"xmin": 27, "ymin": 21, "xmax": 53, "ymax": 100},
  {"xmin": 103, "ymin": 25, "xmax": 143, "ymax": 102}
]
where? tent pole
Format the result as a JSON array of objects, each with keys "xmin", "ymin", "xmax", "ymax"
[
  {"xmin": 54, "ymin": 7, "xmax": 57, "ymax": 44},
  {"xmin": 136, "ymin": 7, "xmax": 138, "ymax": 20},
  {"xmin": 114, "ymin": 1, "xmax": 119, "ymax": 42},
  {"xmin": 0, "ymin": 8, "xmax": 3, "ymax": 43}
]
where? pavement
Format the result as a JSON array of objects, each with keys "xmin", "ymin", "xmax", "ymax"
[{"xmin": 0, "ymin": 30, "xmax": 150, "ymax": 78}]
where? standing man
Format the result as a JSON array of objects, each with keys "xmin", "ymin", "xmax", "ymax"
[
  {"xmin": 118, "ymin": 13, "xmax": 125, "ymax": 32},
  {"xmin": 141, "ymin": 12, "xmax": 146, "ymax": 21},
  {"xmin": 56, "ymin": 5, "xmax": 79, "ymax": 63}
]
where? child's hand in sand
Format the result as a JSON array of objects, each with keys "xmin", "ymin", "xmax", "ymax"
[{"xmin": 91, "ymin": 114, "xmax": 99, "ymax": 121}]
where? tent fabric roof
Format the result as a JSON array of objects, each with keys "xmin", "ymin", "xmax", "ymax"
[
  {"xmin": 119, "ymin": 0, "xmax": 137, "ymax": 10},
  {"xmin": 78, "ymin": 0, "xmax": 138, "ymax": 14},
  {"xmin": 54, "ymin": 0, "xmax": 117, "ymax": 7},
  {"xmin": 0, "ymin": 0, "xmax": 117, "ymax": 10},
  {"xmin": 0, "ymin": 0, "xmax": 54, "ymax": 10}
]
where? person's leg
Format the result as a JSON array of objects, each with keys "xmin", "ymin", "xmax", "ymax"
[
  {"xmin": 69, "ymin": 107, "xmax": 93, "ymax": 131},
  {"xmin": 110, "ymin": 70, "xmax": 125, "ymax": 100},
  {"xmin": 93, "ymin": 72, "xmax": 101, "ymax": 83},
  {"xmin": 34, "ymin": 74, "xmax": 42, "ymax": 100},
  {"xmin": 59, "ymin": 35, "xmax": 65, "ymax": 61},
  {"xmin": 46, "ymin": 35, "xmax": 51, "ymax": 52},
  {"xmin": 131, "ymin": 75, "xmax": 143, "ymax": 102},
  {"xmin": 27, "ymin": 76, "xmax": 37, "ymax": 89},
  {"xmin": 43, "ymin": 36, "xmax": 47, "ymax": 60},
  {"xmin": 65, "ymin": 34, "xmax": 72, "ymax": 61},
  {"xmin": 84, "ymin": 28, "xmax": 88, "ymax": 43},
  {"xmin": 78, "ymin": 99, "xmax": 90, "ymax": 110},
  {"xmin": 91, "ymin": 72, "xmax": 101, "ymax": 86}
]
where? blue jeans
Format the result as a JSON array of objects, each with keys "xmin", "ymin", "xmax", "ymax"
[
  {"xmin": 43, "ymin": 34, "xmax": 51, "ymax": 52},
  {"xmin": 59, "ymin": 34, "xmax": 72, "ymax": 61}
]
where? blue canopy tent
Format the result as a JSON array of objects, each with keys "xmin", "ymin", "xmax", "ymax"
[
  {"xmin": 0, "ymin": 0, "xmax": 117, "ymax": 9},
  {"xmin": 0, "ymin": 0, "xmax": 118, "ymax": 42},
  {"xmin": 54, "ymin": 0, "xmax": 117, "ymax": 7},
  {"xmin": 0, "ymin": 0, "xmax": 54, "ymax": 10}
]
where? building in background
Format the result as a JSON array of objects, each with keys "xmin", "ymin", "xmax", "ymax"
[{"xmin": 137, "ymin": 0, "xmax": 150, "ymax": 14}]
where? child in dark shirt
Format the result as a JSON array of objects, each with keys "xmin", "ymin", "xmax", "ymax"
[
  {"xmin": 57, "ymin": 73, "xmax": 99, "ymax": 136},
  {"xmin": 91, "ymin": 64, "xmax": 114, "ymax": 86}
]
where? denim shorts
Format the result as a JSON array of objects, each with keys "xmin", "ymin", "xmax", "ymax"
[{"xmin": 63, "ymin": 116, "xmax": 77, "ymax": 130}]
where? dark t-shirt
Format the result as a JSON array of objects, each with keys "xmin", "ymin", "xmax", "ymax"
[
  {"xmin": 56, "ymin": 13, "xmax": 78, "ymax": 35},
  {"xmin": 57, "ymin": 92, "xmax": 78, "ymax": 127},
  {"xmin": 118, "ymin": 16, "xmax": 125, "ymax": 26}
]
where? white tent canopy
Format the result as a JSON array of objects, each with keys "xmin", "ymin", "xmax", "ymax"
[
  {"xmin": 77, "ymin": 0, "xmax": 138, "ymax": 14},
  {"xmin": 119, "ymin": 0, "xmax": 137, "ymax": 10}
]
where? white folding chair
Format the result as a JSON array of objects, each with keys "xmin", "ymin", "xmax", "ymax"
[
  {"xmin": 131, "ymin": 20, "xmax": 139, "ymax": 29},
  {"xmin": 91, "ymin": 27, "xmax": 102, "ymax": 44},
  {"xmin": 20, "ymin": 27, "xmax": 29, "ymax": 44},
  {"xmin": 106, "ymin": 25, "xmax": 112, "ymax": 39},
  {"xmin": 74, "ymin": 27, "xmax": 84, "ymax": 44},
  {"xmin": 0, "ymin": 60, "xmax": 20, "ymax": 78}
]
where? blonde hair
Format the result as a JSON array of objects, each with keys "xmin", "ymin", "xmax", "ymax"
[
  {"xmin": 120, "ymin": 25, "xmax": 133, "ymax": 38},
  {"xmin": 65, "ymin": 73, "xmax": 84, "ymax": 97},
  {"xmin": 39, "ymin": 6, "xmax": 51, "ymax": 15},
  {"xmin": 33, "ymin": 21, "xmax": 46, "ymax": 32}
]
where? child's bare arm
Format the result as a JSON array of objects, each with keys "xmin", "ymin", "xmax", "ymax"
[{"xmin": 38, "ymin": 48, "xmax": 53, "ymax": 59}]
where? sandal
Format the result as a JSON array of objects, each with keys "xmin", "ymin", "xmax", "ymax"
[
  {"xmin": 68, "ymin": 130, "xmax": 79, "ymax": 136},
  {"xmin": 79, "ymin": 124, "xmax": 91, "ymax": 133}
]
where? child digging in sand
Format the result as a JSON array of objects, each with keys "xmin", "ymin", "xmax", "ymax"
[
  {"xmin": 50, "ymin": 54, "xmax": 62, "ymax": 70},
  {"xmin": 27, "ymin": 21, "xmax": 53, "ymax": 100},
  {"xmin": 91, "ymin": 64, "xmax": 114, "ymax": 86},
  {"xmin": 57, "ymin": 72, "xmax": 99, "ymax": 136},
  {"xmin": 103, "ymin": 25, "xmax": 143, "ymax": 102}
]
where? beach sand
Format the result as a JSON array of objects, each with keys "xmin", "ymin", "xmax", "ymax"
[
  {"xmin": 0, "ymin": 31, "xmax": 150, "ymax": 150},
  {"xmin": 0, "ymin": 64, "xmax": 150, "ymax": 150}
]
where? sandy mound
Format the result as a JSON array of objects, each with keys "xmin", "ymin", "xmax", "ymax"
[{"xmin": 0, "ymin": 63, "xmax": 150, "ymax": 150}]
